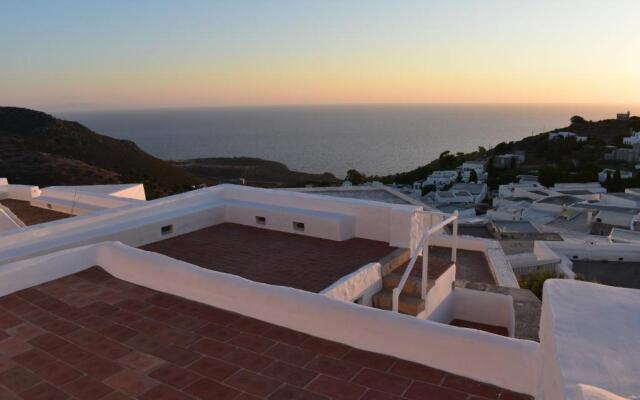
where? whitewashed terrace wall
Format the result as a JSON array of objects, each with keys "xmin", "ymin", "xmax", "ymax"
[
  {"xmin": 452, "ymin": 288, "xmax": 516, "ymax": 337},
  {"xmin": 539, "ymin": 240, "xmax": 640, "ymax": 263},
  {"xmin": 0, "ymin": 185, "xmax": 422, "ymax": 265},
  {"xmin": 320, "ymin": 262, "xmax": 382, "ymax": 306},
  {"xmin": 0, "ymin": 184, "xmax": 41, "ymax": 201},
  {"xmin": 0, "ymin": 242, "xmax": 539, "ymax": 396},
  {"xmin": 532, "ymin": 242, "xmax": 575, "ymax": 278},
  {"xmin": 537, "ymin": 280, "xmax": 640, "ymax": 400},
  {"xmin": 33, "ymin": 187, "xmax": 144, "ymax": 215}
]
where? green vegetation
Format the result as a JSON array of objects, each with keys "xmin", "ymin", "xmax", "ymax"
[
  {"xmin": 519, "ymin": 271, "xmax": 594, "ymax": 299},
  {"xmin": 379, "ymin": 114, "xmax": 640, "ymax": 192},
  {"xmin": 518, "ymin": 271, "xmax": 564, "ymax": 300}
]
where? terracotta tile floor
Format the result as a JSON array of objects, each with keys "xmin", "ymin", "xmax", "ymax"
[
  {"xmin": 0, "ymin": 199, "xmax": 71, "ymax": 226},
  {"xmin": 391, "ymin": 246, "xmax": 495, "ymax": 285},
  {"xmin": 0, "ymin": 267, "xmax": 533, "ymax": 400},
  {"xmin": 141, "ymin": 223, "xmax": 398, "ymax": 293}
]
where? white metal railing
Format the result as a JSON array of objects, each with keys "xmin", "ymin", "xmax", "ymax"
[{"xmin": 392, "ymin": 210, "xmax": 459, "ymax": 313}]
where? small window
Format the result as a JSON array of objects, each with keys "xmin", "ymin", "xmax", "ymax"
[
  {"xmin": 618, "ymin": 257, "xmax": 624, "ymax": 261},
  {"xmin": 161, "ymin": 225, "xmax": 173, "ymax": 235},
  {"xmin": 47, "ymin": 203, "xmax": 52, "ymax": 209},
  {"xmin": 572, "ymin": 255, "xmax": 578, "ymax": 259},
  {"xmin": 255, "ymin": 216, "xmax": 266, "ymax": 225},
  {"xmin": 293, "ymin": 221, "xmax": 305, "ymax": 231}
]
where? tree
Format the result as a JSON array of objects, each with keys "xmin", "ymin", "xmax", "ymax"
[
  {"xmin": 604, "ymin": 168, "xmax": 624, "ymax": 193},
  {"xmin": 469, "ymin": 169, "xmax": 478, "ymax": 183},
  {"xmin": 345, "ymin": 169, "xmax": 367, "ymax": 185},
  {"xmin": 437, "ymin": 151, "xmax": 458, "ymax": 170},
  {"xmin": 570, "ymin": 115, "xmax": 586, "ymax": 125},
  {"xmin": 538, "ymin": 166, "xmax": 565, "ymax": 187}
]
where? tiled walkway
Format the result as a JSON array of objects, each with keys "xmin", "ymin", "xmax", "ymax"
[
  {"xmin": 0, "ymin": 267, "xmax": 532, "ymax": 400},
  {"xmin": 142, "ymin": 223, "xmax": 398, "ymax": 293}
]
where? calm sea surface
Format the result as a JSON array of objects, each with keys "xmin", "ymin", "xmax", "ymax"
[{"xmin": 59, "ymin": 104, "xmax": 635, "ymax": 178}]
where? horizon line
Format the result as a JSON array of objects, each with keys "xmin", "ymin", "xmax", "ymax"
[{"xmin": 41, "ymin": 101, "xmax": 640, "ymax": 115}]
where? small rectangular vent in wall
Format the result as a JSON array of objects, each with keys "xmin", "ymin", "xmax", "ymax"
[
  {"xmin": 255, "ymin": 216, "xmax": 266, "ymax": 225},
  {"xmin": 161, "ymin": 225, "xmax": 173, "ymax": 235},
  {"xmin": 293, "ymin": 221, "xmax": 305, "ymax": 231}
]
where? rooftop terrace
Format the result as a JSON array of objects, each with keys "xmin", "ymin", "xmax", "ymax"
[
  {"xmin": 0, "ymin": 267, "xmax": 532, "ymax": 400},
  {"xmin": 142, "ymin": 223, "xmax": 397, "ymax": 293},
  {"xmin": 0, "ymin": 199, "xmax": 71, "ymax": 226},
  {"xmin": 142, "ymin": 224, "xmax": 497, "ymax": 292}
]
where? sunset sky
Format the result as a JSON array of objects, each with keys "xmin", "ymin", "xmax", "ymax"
[{"xmin": 1, "ymin": 0, "xmax": 639, "ymax": 112}]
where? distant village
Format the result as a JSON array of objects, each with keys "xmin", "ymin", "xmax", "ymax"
[{"xmin": 327, "ymin": 111, "xmax": 640, "ymax": 281}]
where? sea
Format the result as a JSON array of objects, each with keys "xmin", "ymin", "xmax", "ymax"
[{"xmin": 59, "ymin": 104, "xmax": 635, "ymax": 178}]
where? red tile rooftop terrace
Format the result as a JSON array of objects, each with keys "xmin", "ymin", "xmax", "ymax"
[
  {"xmin": 0, "ymin": 267, "xmax": 532, "ymax": 400},
  {"xmin": 141, "ymin": 223, "xmax": 398, "ymax": 293},
  {"xmin": 141, "ymin": 223, "xmax": 496, "ymax": 293}
]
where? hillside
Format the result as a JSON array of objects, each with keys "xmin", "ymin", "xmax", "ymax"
[
  {"xmin": 378, "ymin": 114, "xmax": 640, "ymax": 189},
  {"xmin": 0, "ymin": 107, "xmax": 204, "ymax": 198},
  {"xmin": 172, "ymin": 157, "xmax": 339, "ymax": 188}
]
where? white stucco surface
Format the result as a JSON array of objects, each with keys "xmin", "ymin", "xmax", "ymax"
[
  {"xmin": 321, "ymin": 262, "xmax": 383, "ymax": 305},
  {"xmin": 540, "ymin": 279, "xmax": 640, "ymax": 400}
]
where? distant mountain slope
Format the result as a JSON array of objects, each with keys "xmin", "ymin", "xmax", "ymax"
[
  {"xmin": 172, "ymin": 157, "xmax": 339, "ymax": 188},
  {"xmin": 380, "ymin": 114, "xmax": 640, "ymax": 188},
  {"xmin": 0, "ymin": 107, "xmax": 203, "ymax": 198}
]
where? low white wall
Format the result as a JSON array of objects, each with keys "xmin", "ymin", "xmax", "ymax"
[
  {"xmin": 540, "ymin": 240, "xmax": 640, "ymax": 262},
  {"xmin": 538, "ymin": 280, "xmax": 640, "ymax": 400},
  {"xmin": 0, "ymin": 242, "xmax": 539, "ymax": 396},
  {"xmin": 223, "ymin": 185, "xmax": 422, "ymax": 248},
  {"xmin": 532, "ymin": 241, "xmax": 575, "ymax": 278},
  {"xmin": 423, "ymin": 263, "xmax": 456, "ymax": 319},
  {"xmin": 321, "ymin": 262, "xmax": 382, "ymax": 306},
  {"xmin": 0, "ymin": 185, "xmax": 423, "ymax": 266},
  {"xmin": 33, "ymin": 187, "xmax": 144, "ymax": 215},
  {"xmin": 111, "ymin": 184, "xmax": 147, "ymax": 201},
  {"xmin": 2, "ymin": 184, "xmax": 41, "ymax": 201},
  {"xmin": 0, "ymin": 207, "xmax": 23, "ymax": 233},
  {"xmin": 453, "ymin": 288, "xmax": 516, "ymax": 337}
]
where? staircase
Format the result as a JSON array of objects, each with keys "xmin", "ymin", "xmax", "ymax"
[
  {"xmin": 371, "ymin": 210, "xmax": 460, "ymax": 317},
  {"xmin": 373, "ymin": 256, "xmax": 433, "ymax": 316}
]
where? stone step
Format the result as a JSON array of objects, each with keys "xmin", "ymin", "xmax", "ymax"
[
  {"xmin": 380, "ymin": 248, "xmax": 411, "ymax": 275},
  {"xmin": 382, "ymin": 273, "xmax": 434, "ymax": 297},
  {"xmin": 372, "ymin": 290, "xmax": 426, "ymax": 316}
]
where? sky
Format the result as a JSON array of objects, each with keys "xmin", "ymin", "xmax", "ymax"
[{"xmin": 1, "ymin": 0, "xmax": 639, "ymax": 112}]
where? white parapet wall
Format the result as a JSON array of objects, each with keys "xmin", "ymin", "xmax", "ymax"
[
  {"xmin": 452, "ymin": 288, "xmax": 516, "ymax": 337},
  {"xmin": 537, "ymin": 280, "xmax": 640, "ymax": 400},
  {"xmin": 0, "ymin": 184, "xmax": 424, "ymax": 266},
  {"xmin": 0, "ymin": 242, "xmax": 539, "ymax": 396},
  {"xmin": 0, "ymin": 184, "xmax": 41, "ymax": 201},
  {"xmin": 32, "ymin": 185, "xmax": 146, "ymax": 215},
  {"xmin": 539, "ymin": 240, "xmax": 640, "ymax": 263},
  {"xmin": 320, "ymin": 262, "xmax": 383, "ymax": 306}
]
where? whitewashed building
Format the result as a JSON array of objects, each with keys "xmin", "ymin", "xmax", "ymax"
[
  {"xmin": 424, "ymin": 170, "xmax": 459, "ymax": 189},
  {"xmin": 548, "ymin": 131, "xmax": 588, "ymax": 142}
]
